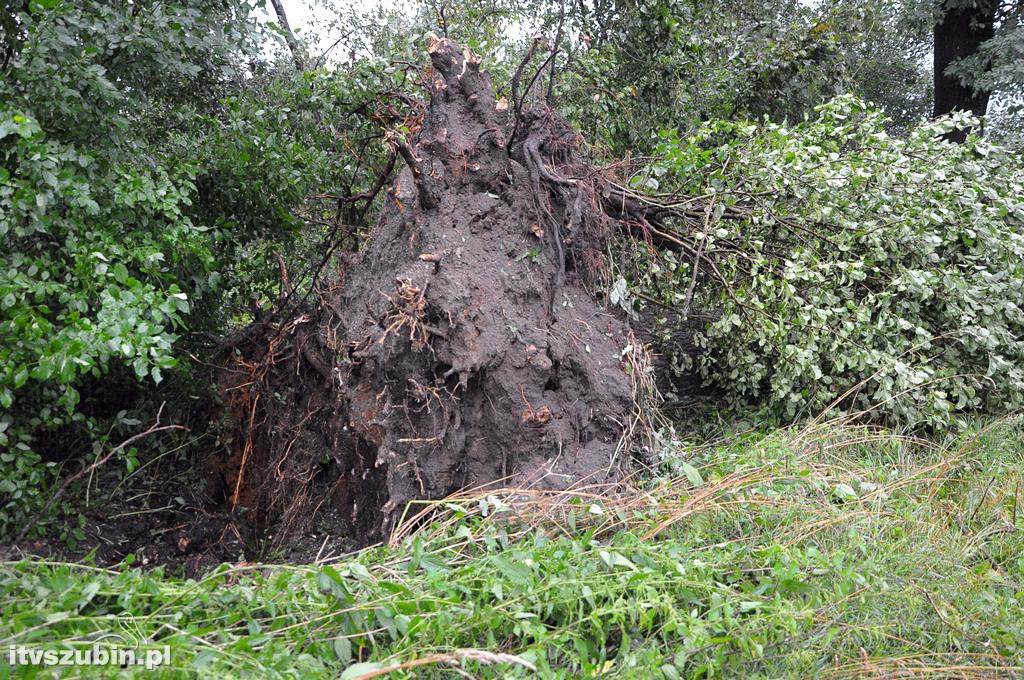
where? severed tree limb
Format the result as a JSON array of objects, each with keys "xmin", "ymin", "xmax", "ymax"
[{"xmin": 389, "ymin": 133, "xmax": 439, "ymax": 210}]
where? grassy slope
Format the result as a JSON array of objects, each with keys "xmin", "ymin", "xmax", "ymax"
[{"xmin": 2, "ymin": 418, "xmax": 1023, "ymax": 678}]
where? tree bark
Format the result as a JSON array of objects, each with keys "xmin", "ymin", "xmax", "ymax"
[
  {"xmin": 268, "ymin": 0, "xmax": 305, "ymax": 71},
  {"xmin": 933, "ymin": 0, "xmax": 997, "ymax": 141}
]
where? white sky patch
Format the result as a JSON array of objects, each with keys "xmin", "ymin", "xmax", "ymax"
[{"xmin": 255, "ymin": 0, "xmax": 416, "ymax": 60}]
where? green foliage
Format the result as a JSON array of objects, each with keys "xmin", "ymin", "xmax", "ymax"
[
  {"xmin": 551, "ymin": 0, "xmax": 934, "ymax": 153},
  {"xmin": 0, "ymin": 0, "xmax": 439, "ymax": 537},
  {"xmin": 363, "ymin": 0, "xmax": 933, "ymax": 153},
  {"xmin": 0, "ymin": 0, "xmax": 257, "ymax": 532},
  {"xmin": 2, "ymin": 420, "xmax": 1022, "ymax": 676},
  {"xmin": 645, "ymin": 96, "xmax": 1024, "ymax": 427},
  {"xmin": 176, "ymin": 58, "xmax": 400, "ymax": 318},
  {"xmin": 0, "ymin": 110, "xmax": 194, "ymax": 518}
]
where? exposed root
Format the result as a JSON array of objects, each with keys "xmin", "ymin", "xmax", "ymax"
[
  {"xmin": 213, "ymin": 38, "xmax": 661, "ymax": 550},
  {"xmin": 378, "ymin": 278, "xmax": 429, "ymax": 350},
  {"xmin": 615, "ymin": 331, "xmax": 665, "ymax": 470}
]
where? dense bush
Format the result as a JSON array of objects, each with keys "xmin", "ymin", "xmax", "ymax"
[
  {"xmin": 0, "ymin": 1, "xmax": 261, "ymax": 531},
  {"xmin": 644, "ymin": 97, "xmax": 1024, "ymax": 427},
  {"xmin": 0, "ymin": 2, "xmax": 396, "ymax": 534}
]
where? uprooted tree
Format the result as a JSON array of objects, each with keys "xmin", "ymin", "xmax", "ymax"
[
  {"xmin": 213, "ymin": 36, "xmax": 1024, "ymax": 551},
  {"xmin": 215, "ymin": 38, "xmax": 667, "ymax": 547}
]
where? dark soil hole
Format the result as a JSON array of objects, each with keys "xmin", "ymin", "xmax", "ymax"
[{"xmin": 545, "ymin": 361, "xmax": 562, "ymax": 392}]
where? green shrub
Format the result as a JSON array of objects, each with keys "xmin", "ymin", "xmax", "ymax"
[
  {"xmin": 0, "ymin": 1, "xmax": 266, "ymax": 534},
  {"xmin": 0, "ymin": 110, "xmax": 198, "ymax": 523},
  {"xmin": 647, "ymin": 97, "xmax": 1024, "ymax": 427},
  {"xmin": 0, "ymin": 0, "xmax": 251, "ymax": 531},
  {"xmin": 0, "ymin": 1, "xmax": 404, "ymax": 536}
]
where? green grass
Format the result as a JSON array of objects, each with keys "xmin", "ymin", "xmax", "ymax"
[{"xmin": 2, "ymin": 417, "xmax": 1023, "ymax": 678}]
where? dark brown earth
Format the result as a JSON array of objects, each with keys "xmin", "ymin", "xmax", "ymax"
[
  {"xmin": 213, "ymin": 38, "xmax": 644, "ymax": 549},
  {"xmin": 4, "ymin": 457, "xmax": 358, "ymax": 576}
]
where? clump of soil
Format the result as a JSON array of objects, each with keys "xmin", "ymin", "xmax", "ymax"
[{"xmin": 214, "ymin": 39, "xmax": 644, "ymax": 548}]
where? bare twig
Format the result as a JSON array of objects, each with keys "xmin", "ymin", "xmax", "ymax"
[{"xmin": 506, "ymin": 35, "xmax": 544, "ymax": 152}]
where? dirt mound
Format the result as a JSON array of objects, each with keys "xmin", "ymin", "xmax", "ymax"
[{"xmin": 214, "ymin": 39, "xmax": 645, "ymax": 548}]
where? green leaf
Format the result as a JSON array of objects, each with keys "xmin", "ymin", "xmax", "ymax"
[
  {"xmin": 680, "ymin": 461, "xmax": 703, "ymax": 487},
  {"xmin": 333, "ymin": 637, "xmax": 352, "ymax": 664},
  {"xmin": 833, "ymin": 483, "xmax": 858, "ymax": 501},
  {"xmin": 340, "ymin": 662, "xmax": 386, "ymax": 679},
  {"xmin": 599, "ymin": 550, "xmax": 637, "ymax": 571}
]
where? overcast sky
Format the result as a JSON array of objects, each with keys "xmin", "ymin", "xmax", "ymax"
[
  {"xmin": 270, "ymin": 0, "xmax": 337, "ymax": 37},
  {"xmin": 256, "ymin": 0, "xmax": 414, "ymax": 56}
]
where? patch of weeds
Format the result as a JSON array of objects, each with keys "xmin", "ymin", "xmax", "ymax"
[{"xmin": 2, "ymin": 418, "xmax": 1023, "ymax": 677}]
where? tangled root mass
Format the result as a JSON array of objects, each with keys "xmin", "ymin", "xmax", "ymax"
[{"xmin": 215, "ymin": 39, "xmax": 640, "ymax": 547}]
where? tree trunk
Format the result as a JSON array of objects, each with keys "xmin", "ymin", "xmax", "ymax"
[
  {"xmin": 933, "ymin": 0, "xmax": 996, "ymax": 142},
  {"xmin": 0, "ymin": 1, "xmax": 31, "ymax": 71},
  {"xmin": 268, "ymin": 0, "xmax": 305, "ymax": 71}
]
